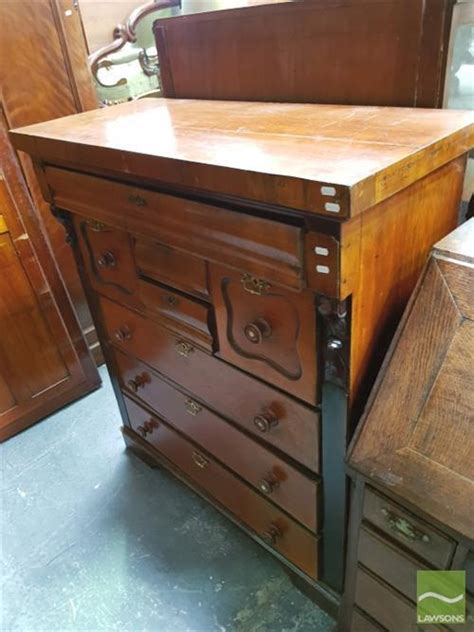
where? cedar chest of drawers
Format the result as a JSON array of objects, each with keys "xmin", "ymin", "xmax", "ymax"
[{"xmin": 10, "ymin": 99, "xmax": 474, "ymax": 614}]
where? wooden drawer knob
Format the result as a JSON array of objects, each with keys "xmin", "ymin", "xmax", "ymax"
[
  {"xmin": 244, "ymin": 319, "xmax": 272, "ymax": 344},
  {"xmin": 261, "ymin": 524, "xmax": 281, "ymax": 546},
  {"xmin": 137, "ymin": 419, "xmax": 158, "ymax": 438},
  {"xmin": 114, "ymin": 326, "xmax": 131, "ymax": 342},
  {"xmin": 127, "ymin": 374, "xmax": 147, "ymax": 393},
  {"xmin": 253, "ymin": 412, "xmax": 278, "ymax": 433},
  {"xmin": 259, "ymin": 478, "xmax": 279, "ymax": 495},
  {"xmin": 96, "ymin": 250, "xmax": 116, "ymax": 269}
]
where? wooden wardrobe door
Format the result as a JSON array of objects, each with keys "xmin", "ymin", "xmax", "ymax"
[{"xmin": 0, "ymin": 119, "xmax": 100, "ymax": 441}]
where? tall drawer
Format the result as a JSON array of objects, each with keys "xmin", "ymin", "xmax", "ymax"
[
  {"xmin": 46, "ymin": 166, "xmax": 304, "ymax": 290},
  {"xmin": 210, "ymin": 263, "xmax": 317, "ymax": 404},
  {"xmin": 124, "ymin": 395, "xmax": 319, "ymax": 579},
  {"xmin": 119, "ymin": 354, "xmax": 319, "ymax": 531},
  {"xmin": 363, "ymin": 488, "xmax": 455, "ymax": 568},
  {"xmin": 99, "ymin": 296, "xmax": 320, "ymax": 472},
  {"xmin": 73, "ymin": 216, "xmax": 141, "ymax": 308}
]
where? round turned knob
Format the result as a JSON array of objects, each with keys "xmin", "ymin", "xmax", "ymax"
[
  {"xmin": 261, "ymin": 524, "xmax": 281, "ymax": 546},
  {"xmin": 114, "ymin": 326, "xmax": 131, "ymax": 342},
  {"xmin": 253, "ymin": 413, "xmax": 278, "ymax": 433},
  {"xmin": 259, "ymin": 478, "xmax": 278, "ymax": 495},
  {"xmin": 96, "ymin": 250, "xmax": 116, "ymax": 269},
  {"xmin": 243, "ymin": 319, "xmax": 272, "ymax": 344},
  {"xmin": 127, "ymin": 375, "xmax": 146, "ymax": 393}
]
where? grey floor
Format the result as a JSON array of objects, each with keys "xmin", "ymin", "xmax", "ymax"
[{"xmin": 1, "ymin": 366, "xmax": 335, "ymax": 632}]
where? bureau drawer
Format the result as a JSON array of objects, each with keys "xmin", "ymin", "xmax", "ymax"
[
  {"xmin": 119, "ymin": 356, "xmax": 319, "ymax": 531},
  {"xmin": 74, "ymin": 216, "xmax": 140, "ymax": 307},
  {"xmin": 100, "ymin": 296, "xmax": 320, "ymax": 472},
  {"xmin": 47, "ymin": 166, "xmax": 304, "ymax": 289},
  {"xmin": 135, "ymin": 239, "xmax": 209, "ymax": 300},
  {"xmin": 358, "ymin": 525, "xmax": 428, "ymax": 603},
  {"xmin": 210, "ymin": 264, "xmax": 317, "ymax": 404},
  {"xmin": 138, "ymin": 279, "xmax": 213, "ymax": 352},
  {"xmin": 363, "ymin": 488, "xmax": 455, "ymax": 568},
  {"xmin": 123, "ymin": 395, "xmax": 319, "ymax": 578},
  {"xmin": 355, "ymin": 567, "xmax": 444, "ymax": 632}
]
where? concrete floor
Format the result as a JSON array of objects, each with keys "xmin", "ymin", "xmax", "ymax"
[{"xmin": 1, "ymin": 366, "xmax": 335, "ymax": 632}]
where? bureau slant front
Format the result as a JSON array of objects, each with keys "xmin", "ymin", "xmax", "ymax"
[{"xmin": 10, "ymin": 99, "xmax": 473, "ymax": 614}]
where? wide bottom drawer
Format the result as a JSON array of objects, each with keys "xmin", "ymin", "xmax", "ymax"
[
  {"xmin": 124, "ymin": 395, "xmax": 319, "ymax": 579},
  {"xmin": 117, "ymin": 349, "xmax": 319, "ymax": 532}
]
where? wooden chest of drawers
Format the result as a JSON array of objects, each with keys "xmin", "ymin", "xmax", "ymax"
[{"xmin": 9, "ymin": 99, "xmax": 473, "ymax": 614}]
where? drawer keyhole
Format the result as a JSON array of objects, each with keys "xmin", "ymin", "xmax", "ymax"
[{"xmin": 244, "ymin": 319, "xmax": 272, "ymax": 344}]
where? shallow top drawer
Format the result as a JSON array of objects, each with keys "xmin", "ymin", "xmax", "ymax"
[{"xmin": 45, "ymin": 166, "xmax": 304, "ymax": 290}]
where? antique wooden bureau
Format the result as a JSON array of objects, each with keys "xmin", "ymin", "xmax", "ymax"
[
  {"xmin": 340, "ymin": 220, "xmax": 474, "ymax": 632},
  {"xmin": 10, "ymin": 100, "xmax": 474, "ymax": 613}
]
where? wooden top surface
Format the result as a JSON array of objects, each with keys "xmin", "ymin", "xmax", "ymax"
[
  {"xmin": 348, "ymin": 221, "xmax": 474, "ymax": 540},
  {"xmin": 10, "ymin": 99, "xmax": 474, "ymax": 217}
]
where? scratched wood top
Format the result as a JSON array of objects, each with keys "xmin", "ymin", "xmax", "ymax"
[{"xmin": 10, "ymin": 99, "xmax": 474, "ymax": 217}]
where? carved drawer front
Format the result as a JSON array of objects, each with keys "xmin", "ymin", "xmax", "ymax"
[
  {"xmin": 74, "ymin": 216, "xmax": 140, "ymax": 307},
  {"xmin": 119, "ymin": 353, "xmax": 319, "ymax": 531},
  {"xmin": 99, "ymin": 296, "xmax": 320, "ymax": 472},
  {"xmin": 135, "ymin": 239, "xmax": 209, "ymax": 300},
  {"xmin": 47, "ymin": 167, "xmax": 304, "ymax": 290},
  {"xmin": 123, "ymin": 395, "xmax": 319, "ymax": 578},
  {"xmin": 138, "ymin": 279, "xmax": 213, "ymax": 352},
  {"xmin": 210, "ymin": 264, "xmax": 317, "ymax": 405},
  {"xmin": 363, "ymin": 488, "xmax": 455, "ymax": 568}
]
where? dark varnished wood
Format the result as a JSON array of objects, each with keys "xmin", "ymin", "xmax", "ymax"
[
  {"xmin": 10, "ymin": 100, "xmax": 473, "ymax": 219},
  {"xmin": 154, "ymin": 0, "xmax": 454, "ymax": 108},
  {"xmin": 99, "ymin": 296, "xmax": 320, "ymax": 472},
  {"xmin": 122, "ymin": 386, "xmax": 319, "ymax": 532},
  {"xmin": 210, "ymin": 263, "xmax": 317, "ymax": 405},
  {"xmin": 124, "ymin": 396, "xmax": 319, "ymax": 578}
]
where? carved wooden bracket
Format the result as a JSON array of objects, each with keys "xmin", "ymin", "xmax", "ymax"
[{"xmin": 89, "ymin": 0, "xmax": 181, "ymax": 89}]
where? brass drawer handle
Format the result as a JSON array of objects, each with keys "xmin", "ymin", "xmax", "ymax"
[
  {"xmin": 114, "ymin": 326, "xmax": 131, "ymax": 342},
  {"xmin": 241, "ymin": 273, "xmax": 271, "ymax": 295},
  {"xmin": 86, "ymin": 219, "xmax": 106, "ymax": 232},
  {"xmin": 128, "ymin": 193, "xmax": 147, "ymax": 207},
  {"xmin": 259, "ymin": 477, "xmax": 279, "ymax": 495},
  {"xmin": 192, "ymin": 451, "xmax": 209, "ymax": 469},
  {"xmin": 163, "ymin": 294, "xmax": 179, "ymax": 307},
  {"xmin": 261, "ymin": 523, "xmax": 281, "ymax": 546},
  {"xmin": 137, "ymin": 419, "xmax": 159, "ymax": 438},
  {"xmin": 381, "ymin": 508, "xmax": 430, "ymax": 543},
  {"xmin": 127, "ymin": 374, "xmax": 147, "ymax": 393},
  {"xmin": 96, "ymin": 250, "xmax": 116, "ymax": 269},
  {"xmin": 185, "ymin": 398, "xmax": 202, "ymax": 416},
  {"xmin": 175, "ymin": 341, "xmax": 194, "ymax": 357},
  {"xmin": 253, "ymin": 412, "xmax": 278, "ymax": 433},
  {"xmin": 244, "ymin": 319, "xmax": 272, "ymax": 344}
]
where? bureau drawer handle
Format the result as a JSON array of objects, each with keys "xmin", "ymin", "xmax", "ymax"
[
  {"xmin": 261, "ymin": 523, "xmax": 282, "ymax": 546},
  {"xmin": 137, "ymin": 419, "xmax": 159, "ymax": 438},
  {"xmin": 114, "ymin": 326, "xmax": 131, "ymax": 342},
  {"xmin": 253, "ymin": 412, "xmax": 278, "ymax": 433},
  {"xmin": 175, "ymin": 341, "xmax": 194, "ymax": 357},
  {"xmin": 96, "ymin": 250, "xmax": 116, "ymax": 269},
  {"xmin": 244, "ymin": 319, "xmax": 272, "ymax": 344},
  {"xmin": 259, "ymin": 477, "xmax": 279, "ymax": 495},
  {"xmin": 241, "ymin": 273, "xmax": 271, "ymax": 295},
  {"xmin": 185, "ymin": 398, "xmax": 202, "ymax": 416},
  {"xmin": 127, "ymin": 374, "xmax": 147, "ymax": 393},
  {"xmin": 86, "ymin": 219, "xmax": 106, "ymax": 232},
  {"xmin": 381, "ymin": 508, "xmax": 431, "ymax": 543},
  {"xmin": 128, "ymin": 194, "xmax": 147, "ymax": 207},
  {"xmin": 163, "ymin": 294, "xmax": 179, "ymax": 307},
  {"xmin": 192, "ymin": 451, "xmax": 209, "ymax": 469}
]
